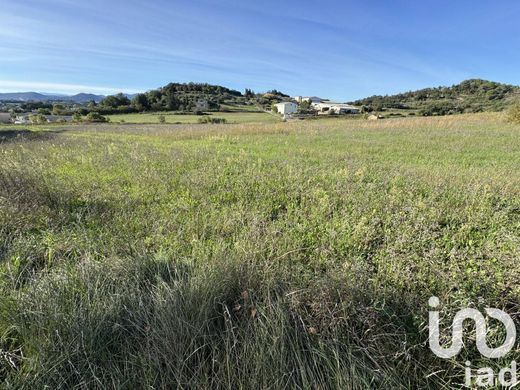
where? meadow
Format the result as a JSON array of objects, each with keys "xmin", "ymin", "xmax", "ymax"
[
  {"xmin": 0, "ymin": 113, "xmax": 519, "ymax": 388},
  {"xmin": 106, "ymin": 110, "xmax": 280, "ymax": 124}
]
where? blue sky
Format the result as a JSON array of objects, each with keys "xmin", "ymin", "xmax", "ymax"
[{"xmin": 1, "ymin": 0, "xmax": 519, "ymax": 101}]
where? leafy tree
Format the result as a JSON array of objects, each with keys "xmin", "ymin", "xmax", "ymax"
[
  {"xmin": 162, "ymin": 90, "xmax": 180, "ymax": 111},
  {"xmin": 131, "ymin": 94, "xmax": 150, "ymax": 111},
  {"xmin": 37, "ymin": 107, "xmax": 51, "ymax": 115},
  {"xmin": 101, "ymin": 93, "xmax": 130, "ymax": 108},
  {"xmin": 52, "ymin": 104, "xmax": 64, "ymax": 115},
  {"xmin": 30, "ymin": 114, "xmax": 48, "ymax": 124},
  {"xmin": 298, "ymin": 100, "xmax": 313, "ymax": 114},
  {"xmin": 84, "ymin": 112, "xmax": 108, "ymax": 122}
]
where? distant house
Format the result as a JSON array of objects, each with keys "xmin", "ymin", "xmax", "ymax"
[
  {"xmin": 14, "ymin": 115, "xmax": 30, "ymax": 124},
  {"xmin": 275, "ymin": 102, "xmax": 298, "ymax": 116},
  {"xmin": 0, "ymin": 113, "xmax": 12, "ymax": 124},
  {"xmin": 195, "ymin": 99, "xmax": 209, "ymax": 111},
  {"xmin": 312, "ymin": 102, "xmax": 359, "ymax": 114}
]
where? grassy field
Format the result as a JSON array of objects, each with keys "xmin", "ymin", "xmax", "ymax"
[
  {"xmin": 1, "ymin": 113, "xmax": 519, "ymax": 388},
  {"xmin": 107, "ymin": 110, "xmax": 280, "ymax": 124}
]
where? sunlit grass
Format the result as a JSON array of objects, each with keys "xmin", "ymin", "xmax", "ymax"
[
  {"xmin": 106, "ymin": 110, "xmax": 281, "ymax": 124},
  {"xmin": 0, "ymin": 112, "xmax": 519, "ymax": 388}
]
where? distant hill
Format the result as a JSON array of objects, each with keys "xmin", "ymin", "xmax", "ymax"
[
  {"xmin": 132, "ymin": 83, "xmax": 293, "ymax": 111},
  {"xmin": 0, "ymin": 92, "xmax": 107, "ymax": 103},
  {"xmin": 63, "ymin": 93, "xmax": 106, "ymax": 103},
  {"xmin": 133, "ymin": 82, "xmax": 244, "ymax": 111},
  {"xmin": 0, "ymin": 92, "xmax": 53, "ymax": 101},
  {"xmin": 351, "ymin": 79, "xmax": 520, "ymax": 115}
]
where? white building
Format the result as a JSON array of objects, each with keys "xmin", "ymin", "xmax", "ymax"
[
  {"xmin": 312, "ymin": 102, "xmax": 359, "ymax": 114},
  {"xmin": 275, "ymin": 102, "xmax": 298, "ymax": 115},
  {"xmin": 14, "ymin": 115, "xmax": 30, "ymax": 124}
]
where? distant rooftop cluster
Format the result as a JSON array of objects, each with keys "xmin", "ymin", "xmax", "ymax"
[{"xmin": 274, "ymin": 96, "xmax": 360, "ymax": 118}]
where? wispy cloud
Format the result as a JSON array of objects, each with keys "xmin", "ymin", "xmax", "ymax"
[
  {"xmin": 0, "ymin": 80, "xmax": 141, "ymax": 95},
  {"xmin": 0, "ymin": 0, "xmax": 518, "ymax": 99}
]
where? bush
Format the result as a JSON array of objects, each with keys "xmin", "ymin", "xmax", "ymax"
[
  {"xmin": 158, "ymin": 115, "xmax": 166, "ymax": 124},
  {"xmin": 84, "ymin": 112, "xmax": 108, "ymax": 123},
  {"xmin": 198, "ymin": 116, "xmax": 227, "ymax": 124},
  {"xmin": 507, "ymin": 102, "xmax": 520, "ymax": 123},
  {"xmin": 29, "ymin": 114, "xmax": 48, "ymax": 125}
]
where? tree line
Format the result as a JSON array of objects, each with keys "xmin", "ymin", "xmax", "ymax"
[{"xmin": 351, "ymin": 79, "xmax": 520, "ymax": 116}]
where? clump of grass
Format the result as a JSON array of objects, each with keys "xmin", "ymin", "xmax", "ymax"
[
  {"xmin": 198, "ymin": 116, "xmax": 227, "ymax": 124},
  {"xmin": 507, "ymin": 101, "xmax": 520, "ymax": 123}
]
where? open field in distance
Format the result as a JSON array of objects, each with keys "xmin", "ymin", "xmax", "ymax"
[
  {"xmin": 1, "ymin": 113, "xmax": 519, "ymax": 388},
  {"xmin": 106, "ymin": 110, "xmax": 281, "ymax": 124}
]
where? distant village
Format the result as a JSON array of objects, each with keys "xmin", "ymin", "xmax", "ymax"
[
  {"xmin": 274, "ymin": 96, "xmax": 360, "ymax": 119},
  {"xmin": 0, "ymin": 112, "xmax": 72, "ymax": 125},
  {"xmin": 0, "ymin": 87, "xmax": 367, "ymax": 125}
]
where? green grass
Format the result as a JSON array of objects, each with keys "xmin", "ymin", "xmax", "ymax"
[
  {"xmin": 219, "ymin": 103, "xmax": 265, "ymax": 112},
  {"xmin": 107, "ymin": 110, "xmax": 280, "ymax": 124},
  {"xmin": 0, "ymin": 113, "xmax": 519, "ymax": 388}
]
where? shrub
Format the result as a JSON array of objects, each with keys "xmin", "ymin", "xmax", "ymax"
[
  {"xmin": 158, "ymin": 115, "xmax": 166, "ymax": 124},
  {"xmin": 507, "ymin": 102, "xmax": 520, "ymax": 123},
  {"xmin": 198, "ymin": 116, "xmax": 226, "ymax": 124},
  {"xmin": 84, "ymin": 112, "xmax": 108, "ymax": 123},
  {"xmin": 29, "ymin": 114, "xmax": 48, "ymax": 124}
]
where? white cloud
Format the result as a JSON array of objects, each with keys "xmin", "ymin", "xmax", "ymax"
[{"xmin": 0, "ymin": 80, "xmax": 141, "ymax": 95}]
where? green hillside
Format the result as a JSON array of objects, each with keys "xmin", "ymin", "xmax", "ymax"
[
  {"xmin": 101, "ymin": 83, "xmax": 290, "ymax": 114},
  {"xmin": 351, "ymin": 79, "xmax": 520, "ymax": 115},
  {"xmin": 130, "ymin": 82, "xmax": 243, "ymax": 112}
]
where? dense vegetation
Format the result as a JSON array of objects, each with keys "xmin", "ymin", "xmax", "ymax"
[
  {"xmin": 1, "ymin": 114, "xmax": 519, "ymax": 388},
  {"xmin": 352, "ymin": 79, "xmax": 520, "ymax": 115},
  {"xmin": 5, "ymin": 79, "xmax": 520, "ymax": 121},
  {"xmin": 0, "ymin": 83, "xmax": 291, "ymax": 119},
  {"xmin": 93, "ymin": 85, "xmax": 290, "ymax": 114},
  {"xmin": 127, "ymin": 83, "xmax": 241, "ymax": 112}
]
